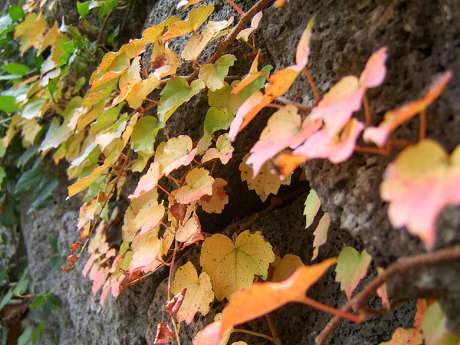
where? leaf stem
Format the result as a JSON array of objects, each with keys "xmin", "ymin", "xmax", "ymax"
[
  {"xmin": 302, "ymin": 67, "xmax": 320, "ymax": 105},
  {"xmin": 265, "ymin": 314, "xmax": 283, "ymax": 345},
  {"xmin": 232, "ymin": 328, "xmax": 275, "ymax": 343},
  {"xmin": 419, "ymin": 109, "xmax": 427, "ymax": 140},
  {"xmin": 296, "ymin": 297, "xmax": 362, "ymax": 323}
]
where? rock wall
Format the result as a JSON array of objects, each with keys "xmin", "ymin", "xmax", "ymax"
[{"xmin": 19, "ymin": 0, "xmax": 460, "ymax": 344}]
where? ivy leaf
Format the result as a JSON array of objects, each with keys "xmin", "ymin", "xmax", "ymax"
[
  {"xmin": 1, "ymin": 63, "xmax": 29, "ymax": 76},
  {"xmin": 236, "ymin": 11, "xmax": 262, "ymax": 42},
  {"xmin": 272, "ymin": 254, "xmax": 303, "ymax": 282},
  {"xmin": 129, "ymin": 232, "xmax": 162, "ymax": 273},
  {"xmin": 0, "ymin": 95, "xmax": 17, "ymax": 113},
  {"xmin": 8, "ymin": 5, "xmax": 24, "ymax": 21},
  {"xmin": 193, "ymin": 314, "xmax": 231, "ymax": 345},
  {"xmin": 198, "ymin": 178, "xmax": 229, "ymax": 214},
  {"xmin": 155, "ymin": 135, "xmax": 196, "ymax": 175},
  {"xmin": 171, "ymin": 261, "xmax": 214, "ymax": 324},
  {"xmin": 129, "ymin": 162, "xmax": 160, "ymax": 199},
  {"xmin": 76, "ymin": 1, "xmax": 99, "ymax": 18},
  {"xmin": 202, "ymin": 134, "xmax": 234, "ymax": 165},
  {"xmin": 130, "ymin": 115, "xmax": 160, "ymax": 155},
  {"xmin": 204, "ymin": 107, "xmax": 233, "ymax": 135},
  {"xmin": 246, "ymin": 105, "xmax": 309, "ymax": 176},
  {"xmin": 173, "ymin": 167, "xmax": 214, "ymax": 204},
  {"xmin": 304, "ymin": 189, "xmax": 321, "ymax": 229},
  {"xmin": 364, "ymin": 71, "xmax": 452, "ymax": 147},
  {"xmin": 153, "ymin": 322, "xmax": 175, "ymax": 345},
  {"xmin": 126, "ymin": 74, "xmax": 161, "ymax": 109},
  {"xmin": 175, "ymin": 213, "xmax": 203, "ymax": 246},
  {"xmin": 293, "ymin": 118, "xmax": 364, "ymax": 163},
  {"xmin": 335, "ymin": 246, "xmax": 371, "ymax": 300},
  {"xmin": 219, "ymin": 259, "xmax": 336, "ymax": 338},
  {"xmin": 200, "ymin": 230, "xmax": 275, "ymax": 300},
  {"xmin": 199, "ymin": 54, "xmax": 237, "ymax": 91},
  {"xmin": 422, "ymin": 302, "xmax": 460, "ymax": 345},
  {"xmin": 162, "ymin": 5, "xmax": 214, "ymax": 40},
  {"xmin": 239, "ymin": 154, "xmax": 292, "ymax": 202},
  {"xmin": 381, "ymin": 139, "xmax": 460, "ymax": 247},
  {"xmin": 312, "ymin": 213, "xmax": 330, "ymax": 260},
  {"xmin": 158, "ymin": 78, "xmax": 205, "ymax": 123},
  {"xmin": 379, "ymin": 328, "xmax": 422, "ymax": 345},
  {"xmin": 182, "ymin": 18, "xmax": 234, "ymax": 61},
  {"xmin": 294, "ymin": 16, "xmax": 315, "ymax": 70},
  {"xmin": 14, "ymin": 12, "xmax": 47, "ymax": 54}
]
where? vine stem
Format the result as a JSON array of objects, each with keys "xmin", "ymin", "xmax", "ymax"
[
  {"xmin": 96, "ymin": 9, "xmax": 114, "ymax": 47},
  {"xmin": 232, "ymin": 328, "xmax": 275, "ymax": 343},
  {"xmin": 315, "ymin": 245, "xmax": 460, "ymax": 345},
  {"xmin": 187, "ymin": 0, "xmax": 273, "ymax": 81},
  {"xmin": 225, "ymin": 0, "xmax": 245, "ymax": 16},
  {"xmin": 265, "ymin": 315, "xmax": 283, "ymax": 345},
  {"xmin": 419, "ymin": 109, "xmax": 427, "ymax": 140},
  {"xmin": 276, "ymin": 96, "xmax": 311, "ymax": 112}
]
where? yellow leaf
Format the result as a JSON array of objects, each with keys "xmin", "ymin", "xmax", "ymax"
[
  {"xmin": 172, "ymin": 167, "xmax": 214, "ymax": 204},
  {"xmin": 312, "ymin": 213, "xmax": 330, "ymax": 260},
  {"xmin": 155, "ymin": 135, "xmax": 196, "ymax": 175},
  {"xmin": 198, "ymin": 178, "xmax": 229, "ymax": 214},
  {"xmin": 171, "ymin": 261, "xmax": 214, "ymax": 324},
  {"xmin": 239, "ymin": 154, "xmax": 292, "ymax": 202},
  {"xmin": 182, "ymin": 18, "xmax": 234, "ymax": 61},
  {"xmin": 379, "ymin": 328, "xmax": 422, "ymax": 345},
  {"xmin": 14, "ymin": 12, "xmax": 47, "ymax": 54},
  {"xmin": 200, "ymin": 230, "xmax": 275, "ymax": 300},
  {"xmin": 126, "ymin": 74, "xmax": 161, "ymax": 109},
  {"xmin": 272, "ymin": 254, "xmax": 303, "ymax": 282},
  {"xmin": 162, "ymin": 5, "xmax": 214, "ymax": 41}
]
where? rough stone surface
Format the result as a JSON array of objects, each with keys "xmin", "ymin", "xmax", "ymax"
[{"xmin": 16, "ymin": 0, "xmax": 460, "ymax": 344}]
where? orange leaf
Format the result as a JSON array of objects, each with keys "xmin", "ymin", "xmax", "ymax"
[
  {"xmin": 364, "ymin": 71, "xmax": 452, "ymax": 147},
  {"xmin": 220, "ymin": 258, "xmax": 336, "ymax": 336}
]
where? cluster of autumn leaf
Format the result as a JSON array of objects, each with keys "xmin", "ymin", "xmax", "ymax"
[{"xmin": 2, "ymin": 0, "xmax": 460, "ymax": 343}]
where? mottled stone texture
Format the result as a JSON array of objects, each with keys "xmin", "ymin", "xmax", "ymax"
[{"xmin": 19, "ymin": 0, "xmax": 460, "ymax": 344}]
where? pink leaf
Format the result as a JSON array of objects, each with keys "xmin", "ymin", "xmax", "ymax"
[{"xmin": 359, "ymin": 47, "xmax": 388, "ymax": 88}]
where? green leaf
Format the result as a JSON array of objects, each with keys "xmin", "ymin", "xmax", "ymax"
[
  {"xmin": 239, "ymin": 64, "xmax": 272, "ymax": 99},
  {"xmin": 16, "ymin": 164, "xmax": 42, "ymax": 194},
  {"xmin": 423, "ymin": 302, "xmax": 460, "ymax": 345},
  {"xmin": 158, "ymin": 78, "xmax": 205, "ymax": 123},
  {"xmin": 17, "ymin": 326, "xmax": 33, "ymax": 345},
  {"xmin": 304, "ymin": 189, "xmax": 321, "ymax": 229},
  {"xmin": 0, "ymin": 95, "xmax": 17, "ymax": 113},
  {"xmin": 0, "ymin": 290, "xmax": 13, "ymax": 310},
  {"xmin": 199, "ymin": 54, "xmax": 236, "ymax": 91},
  {"xmin": 76, "ymin": 1, "xmax": 99, "ymax": 18},
  {"xmin": 1, "ymin": 63, "xmax": 29, "ymax": 75},
  {"xmin": 0, "ymin": 166, "xmax": 6, "ymax": 189},
  {"xmin": 98, "ymin": 0, "xmax": 119, "ymax": 19},
  {"xmin": 335, "ymin": 247, "xmax": 372, "ymax": 300},
  {"xmin": 130, "ymin": 115, "xmax": 160, "ymax": 155},
  {"xmin": 31, "ymin": 322, "xmax": 45, "ymax": 342},
  {"xmin": 13, "ymin": 270, "xmax": 29, "ymax": 296},
  {"xmin": 204, "ymin": 107, "xmax": 232, "ymax": 135},
  {"xmin": 8, "ymin": 5, "xmax": 25, "ymax": 21},
  {"xmin": 29, "ymin": 177, "xmax": 58, "ymax": 211}
]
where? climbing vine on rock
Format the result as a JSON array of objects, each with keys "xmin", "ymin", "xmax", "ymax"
[{"xmin": 1, "ymin": 0, "xmax": 460, "ymax": 344}]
